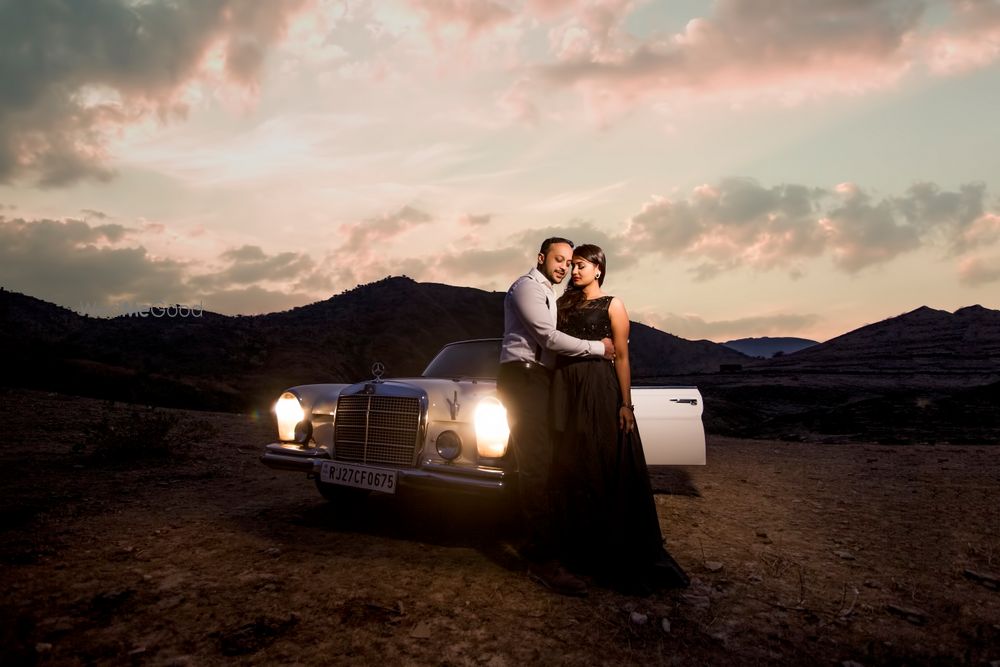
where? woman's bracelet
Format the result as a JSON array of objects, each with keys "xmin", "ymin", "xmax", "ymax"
[{"xmin": 622, "ymin": 403, "xmax": 635, "ymax": 410}]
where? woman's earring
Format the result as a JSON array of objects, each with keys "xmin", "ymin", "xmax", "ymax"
[{"xmin": 596, "ymin": 272, "xmax": 601, "ymax": 278}]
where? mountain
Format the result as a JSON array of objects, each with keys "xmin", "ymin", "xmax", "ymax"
[
  {"xmin": 691, "ymin": 305, "xmax": 1000, "ymax": 443},
  {"xmin": 629, "ymin": 322, "xmax": 749, "ymax": 378},
  {"xmin": 0, "ymin": 278, "xmax": 745, "ymax": 412},
  {"xmin": 758, "ymin": 305, "xmax": 1000, "ymax": 373},
  {"xmin": 722, "ymin": 336, "xmax": 818, "ymax": 358}
]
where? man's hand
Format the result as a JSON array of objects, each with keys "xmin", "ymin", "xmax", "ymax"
[{"xmin": 601, "ymin": 337, "xmax": 615, "ymax": 359}]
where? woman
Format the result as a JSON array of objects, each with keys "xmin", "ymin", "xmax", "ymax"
[{"xmin": 551, "ymin": 244, "xmax": 689, "ymax": 594}]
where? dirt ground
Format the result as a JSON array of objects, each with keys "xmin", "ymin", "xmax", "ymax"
[{"xmin": 1, "ymin": 389, "xmax": 999, "ymax": 666}]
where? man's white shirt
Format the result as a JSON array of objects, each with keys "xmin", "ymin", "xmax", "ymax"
[{"xmin": 500, "ymin": 267, "xmax": 605, "ymax": 369}]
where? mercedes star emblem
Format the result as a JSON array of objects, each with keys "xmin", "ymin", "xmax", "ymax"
[{"xmin": 371, "ymin": 361, "xmax": 386, "ymax": 381}]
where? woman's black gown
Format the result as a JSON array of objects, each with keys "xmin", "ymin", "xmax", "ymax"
[{"xmin": 551, "ymin": 295, "xmax": 689, "ymax": 593}]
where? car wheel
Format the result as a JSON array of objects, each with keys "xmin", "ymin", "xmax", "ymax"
[{"xmin": 314, "ymin": 479, "xmax": 370, "ymax": 506}]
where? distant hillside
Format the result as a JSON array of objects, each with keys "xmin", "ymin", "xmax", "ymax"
[
  {"xmin": 0, "ymin": 278, "xmax": 745, "ymax": 412},
  {"xmin": 758, "ymin": 305, "xmax": 1000, "ymax": 373},
  {"xmin": 686, "ymin": 305, "xmax": 1000, "ymax": 444},
  {"xmin": 723, "ymin": 336, "xmax": 817, "ymax": 358},
  {"xmin": 629, "ymin": 322, "xmax": 749, "ymax": 379}
]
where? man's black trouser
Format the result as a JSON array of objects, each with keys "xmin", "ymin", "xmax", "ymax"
[{"xmin": 497, "ymin": 361, "xmax": 557, "ymax": 562}]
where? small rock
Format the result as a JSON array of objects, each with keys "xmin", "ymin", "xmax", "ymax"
[
  {"xmin": 680, "ymin": 593, "xmax": 711, "ymax": 609},
  {"xmin": 963, "ymin": 569, "xmax": 1000, "ymax": 590},
  {"xmin": 842, "ymin": 661, "xmax": 864, "ymax": 667},
  {"xmin": 265, "ymin": 548, "xmax": 281, "ymax": 557},
  {"xmin": 629, "ymin": 612, "xmax": 648, "ymax": 625},
  {"xmin": 128, "ymin": 647, "xmax": 147, "ymax": 657},
  {"xmin": 755, "ymin": 530, "xmax": 768, "ymax": 538},
  {"xmin": 35, "ymin": 643, "xmax": 53, "ymax": 654},
  {"xmin": 863, "ymin": 579, "xmax": 881, "ymax": 589},
  {"xmin": 748, "ymin": 574, "xmax": 763, "ymax": 583},
  {"xmin": 704, "ymin": 561, "xmax": 724, "ymax": 572},
  {"xmin": 661, "ymin": 618, "xmax": 671, "ymax": 633},
  {"xmin": 833, "ymin": 550, "xmax": 855, "ymax": 560},
  {"xmin": 886, "ymin": 604, "xmax": 928, "ymax": 626},
  {"xmin": 688, "ymin": 577, "xmax": 709, "ymax": 592},
  {"xmin": 622, "ymin": 601, "xmax": 637, "ymax": 613},
  {"xmin": 410, "ymin": 621, "xmax": 432, "ymax": 639}
]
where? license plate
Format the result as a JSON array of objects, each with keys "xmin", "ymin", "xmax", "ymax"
[{"xmin": 320, "ymin": 461, "xmax": 398, "ymax": 494}]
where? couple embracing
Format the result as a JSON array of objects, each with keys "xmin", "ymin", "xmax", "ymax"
[{"xmin": 497, "ymin": 237, "xmax": 690, "ymax": 597}]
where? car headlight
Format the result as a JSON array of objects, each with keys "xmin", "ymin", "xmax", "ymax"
[
  {"xmin": 274, "ymin": 392, "xmax": 305, "ymax": 442},
  {"xmin": 474, "ymin": 397, "xmax": 509, "ymax": 458},
  {"xmin": 435, "ymin": 430, "xmax": 462, "ymax": 461}
]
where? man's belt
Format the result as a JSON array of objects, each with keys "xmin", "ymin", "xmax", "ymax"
[{"xmin": 500, "ymin": 360, "xmax": 552, "ymax": 373}]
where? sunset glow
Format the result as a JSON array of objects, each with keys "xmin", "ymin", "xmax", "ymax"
[{"xmin": 2, "ymin": 0, "xmax": 999, "ymax": 341}]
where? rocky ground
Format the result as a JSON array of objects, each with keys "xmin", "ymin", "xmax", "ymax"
[{"xmin": 1, "ymin": 389, "xmax": 999, "ymax": 665}]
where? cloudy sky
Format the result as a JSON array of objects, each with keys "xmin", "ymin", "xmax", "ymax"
[{"xmin": 2, "ymin": 0, "xmax": 999, "ymax": 341}]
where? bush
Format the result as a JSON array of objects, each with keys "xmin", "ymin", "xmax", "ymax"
[{"xmin": 75, "ymin": 403, "xmax": 207, "ymax": 463}]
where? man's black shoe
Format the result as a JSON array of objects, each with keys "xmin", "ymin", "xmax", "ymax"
[{"xmin": 527, "ymin": 561, "xmax": 588, "ymax": 597}]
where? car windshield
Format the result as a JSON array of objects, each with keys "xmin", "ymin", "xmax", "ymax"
[{"xmin": 422, "ymin": 340, "xmax": 501, "ymax": 379}]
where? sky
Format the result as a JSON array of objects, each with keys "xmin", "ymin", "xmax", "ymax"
[{"xmin": 1, "ymin": 0, "xmax": 999, "ymax": 342}]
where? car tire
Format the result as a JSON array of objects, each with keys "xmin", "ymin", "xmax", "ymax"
[{"xmin": 314, "ymin": 479, "xmax": 370, "ymax": 506}]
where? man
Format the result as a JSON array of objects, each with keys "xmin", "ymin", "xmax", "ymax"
[{"xmin": 498, "ymin": 237, "xmax": 614, "ymax": 596}]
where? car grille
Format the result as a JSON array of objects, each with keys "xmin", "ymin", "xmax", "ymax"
[{"xmin": 333, "ymin": 394, "xmax": 422, "ymax": 467}]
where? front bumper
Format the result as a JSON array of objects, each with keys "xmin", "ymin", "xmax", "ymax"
[{"xmin": 260, "ymin": 443, "xmax": 510, "ymax": 493}]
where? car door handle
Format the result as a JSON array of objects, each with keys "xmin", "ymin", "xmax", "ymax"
[{"xmin": 670, "ymin": 398, "xmax": 698, "ymax": 405}]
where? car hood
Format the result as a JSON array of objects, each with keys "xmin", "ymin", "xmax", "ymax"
[{"xmin": 340, "ymin": 377, "xmax": 499, "ymax": 423}]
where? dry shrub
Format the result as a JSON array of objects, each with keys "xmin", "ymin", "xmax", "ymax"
[{"xmin": 75, "ymin": 402, "xmax": 215, "ymax": 463}]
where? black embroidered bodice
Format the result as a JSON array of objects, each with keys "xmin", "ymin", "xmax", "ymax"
[{"xmin": 557, "ymin": 295, "xmax": 613, "ymax": 340}]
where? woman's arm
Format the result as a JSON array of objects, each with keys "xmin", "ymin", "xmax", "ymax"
[
  {"xmin": 509, "ymin": 278, "xmax": 608, "ymax": 358},
  {"xmin": 608, "ymin": 297, "xmax": 635, "ymax": 433}
]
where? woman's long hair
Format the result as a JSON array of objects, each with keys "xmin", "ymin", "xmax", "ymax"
[{"xmin": 557, "ymin": 243, "xmax": 607, "ymax": 310}]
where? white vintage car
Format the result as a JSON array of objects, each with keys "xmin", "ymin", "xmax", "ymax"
[{"xmin": 261, "ymin": 339, "xmax": 705, "ymax": 502}]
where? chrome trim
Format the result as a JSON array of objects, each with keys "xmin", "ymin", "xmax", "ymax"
[
  {"xmin": 332, "ymin": 381, "xmax": 428, "ymax": 467},
  {"xmin": 402, "ymin": 464, "xmax": 507, "ymax": 492},
  {"xmin": 260, "ymin": 442, "xmax": 330, "ymax": 472},
  {"xmin": 261, "ymin": 443, "xmax": 509, "ymax": 493}
]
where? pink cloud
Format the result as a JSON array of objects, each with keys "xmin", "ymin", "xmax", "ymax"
[
  {"xmin": 624, "ymin": 178, "xmax": 1000, "ymax": 279},
  {"xmin": 498, "ymin": 77, "xmax": 542, "ymax": 123},
  {"xmin": 627, "ymin": 178, "xmax": 829, "ymax": 273},
  {"xmin": 458, "ymin": 213, "xmax": 493, "ymax": 226},
  {"xmin": 405, "ymin": 0, "xmax": 517, "ymax": 38},
  {"xmin": 540, "ymin": 0, "xmax": 923, "ymax": 107},
  {"xmin": 958, "ymin": 253, "xmax": 1000, "ymax": 285},
  {"xmin": 547, "ymin": 0, "xmax": 635, "ymax": 61},
  {"xmin": 958, "ymin": 213, "xmax": 1000, "ymax": 249},
  {"xmin": 926, "ymin": 0, "xmax": 1000, "ymax": 74},
  {"xmin": 326, "ymin": 206, "xmax": 435, "ymax": 286},
  {"xmin": 0, "ymin": 0, "xmax": 312, "ymax": 186}
]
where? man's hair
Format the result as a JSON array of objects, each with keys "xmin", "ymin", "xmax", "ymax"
[{"xmin": 538, "ymin": 237, "xmax": 574, "ymax": 255}]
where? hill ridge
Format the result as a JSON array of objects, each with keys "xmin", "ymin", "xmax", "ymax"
[{"xmin": 0, "ymin": 280, "xmax": 746, "ymax": 411}]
